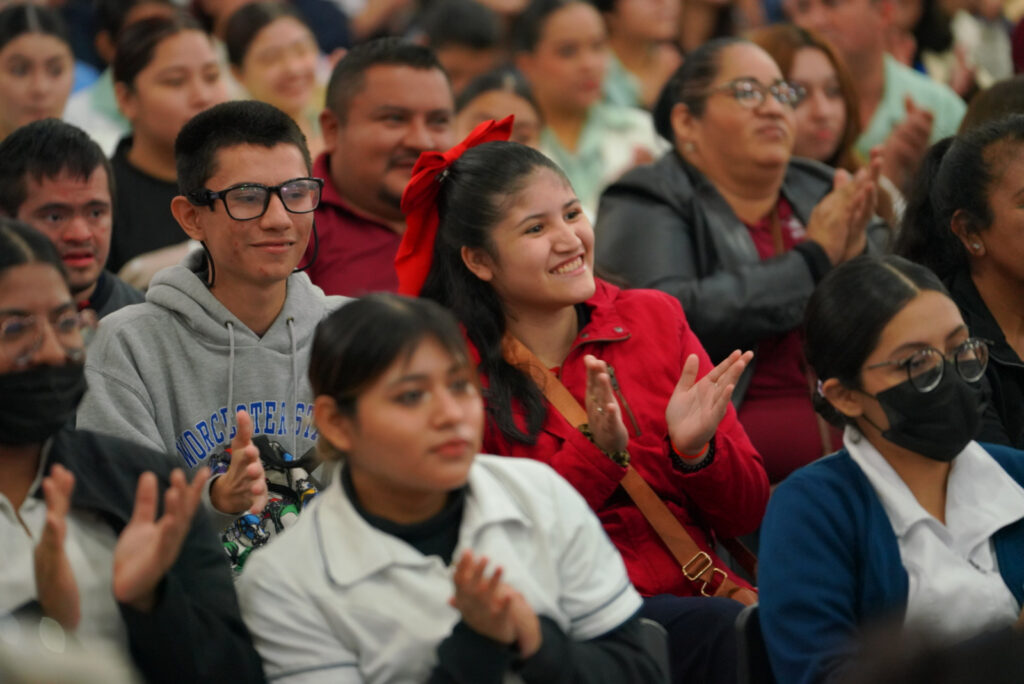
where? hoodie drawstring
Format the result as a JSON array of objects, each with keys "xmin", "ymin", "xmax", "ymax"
[
  {"xmin": 287, "ymin": 317, "xmax": 298, "ymax": 456},
  {"xmin": 226, "ymin": 320, "xmax": 236, "ymax": 441}
]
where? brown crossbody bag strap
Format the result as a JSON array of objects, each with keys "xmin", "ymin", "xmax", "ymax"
[{"xmin": 503, "ymin": 336, "xmax": 758, "ymax": 605}]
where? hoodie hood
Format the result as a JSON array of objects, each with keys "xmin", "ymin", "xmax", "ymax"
[{"xmin": 78, "ymin": 249, "xmax": 349, "ymax": 471}]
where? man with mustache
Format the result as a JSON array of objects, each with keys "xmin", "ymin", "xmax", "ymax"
[
  {"xmin": 0, "ymin": 119, "xmax": 144, "ymax": 319},
  {"xmin": 308, "ymin": 38, "xmax": 455, "ymax": 296}
]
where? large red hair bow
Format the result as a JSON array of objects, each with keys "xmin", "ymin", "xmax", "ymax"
[{"xmin": 395, "ymin": 115, "xmax": 514, "ymax": 296}]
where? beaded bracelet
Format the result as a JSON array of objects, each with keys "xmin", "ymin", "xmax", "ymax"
[{"xmin": 578, "ymin": 424, "xmax": 630, "ymax": 467}]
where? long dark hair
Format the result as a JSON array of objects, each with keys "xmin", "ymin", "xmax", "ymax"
[
  {"xmin": 895, "ymin": 114, "xmax": 1024, "ymax": 281},
  {"xmin": 0, "ymin": 4, "xmax": 69, "ymax": 53},
  {"xmin": 113, "ymin": 13, "xmax": 206, "ymax": 88},
  {"xmin": 420, "ymin": 141, "xmax": 567, "ymax": 444},
  {"xmin": 803, "ymin": 254, "xmax": 947, "ymax": 426}
]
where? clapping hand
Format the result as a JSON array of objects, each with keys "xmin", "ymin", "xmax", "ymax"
[
  {"xmin": 210, "ymin": 410, "xmax": 268, "ymax": 515},
  {"xmin": 449, "ymin": 551, "xmax": 542, "ymax": 659},
  {"xmin": 34, "ymin": 464, "xmax": 80, "ymax": 630},
  {"xmin": 583, "ymin": 355, "xmax": 629, "ymax": 455},
  {"xmin": 112, "ymin": 467, "xmax": 210, "ymax": 612},
  {"xmin": 666, "ymin": 350, "xmax": 753, "ymax": 457}
]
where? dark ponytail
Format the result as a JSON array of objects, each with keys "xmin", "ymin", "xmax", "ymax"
[
  {"xmin": 420, "ymin": 141, "xmax": 566, "ymax": 444},
  {"xmin": 896, "ymin": 114, "xmax": 1024, "ymax": 280}
]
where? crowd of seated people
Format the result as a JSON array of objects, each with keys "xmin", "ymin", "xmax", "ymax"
[{"xmin": 4, "ymin": 0, "xmax": 1024, "ymax": 681}]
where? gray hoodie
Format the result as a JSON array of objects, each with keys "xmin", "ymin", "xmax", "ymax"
[{"xmin": 78, "ymin": 253, "xmax": 349, "ymax": 471}]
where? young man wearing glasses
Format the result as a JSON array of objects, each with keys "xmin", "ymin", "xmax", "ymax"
[{"xmin": 78, "ymin": 100, "xmax": 349, "ymax": 520}]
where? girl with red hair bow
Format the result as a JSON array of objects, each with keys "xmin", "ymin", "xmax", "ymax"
[{"xmin": 397, "ymin": 118, "xmax": 770, "ymax": 684}]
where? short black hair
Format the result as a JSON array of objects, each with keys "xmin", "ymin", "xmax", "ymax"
[
  {"xmin": 113, "ymin": 12, "xmax": 205, "ymax": 87},
  {"xmin": 175, "ymin": 100, "xmax": 312, "ymax": 197},
  {"xmin": 94, "ymin": 0, "xmax": 174, "ymax": 41},
  {"xmin": 325, "ymin": 37, "xmax": 447, "ymax": 122},
  {"xmin": 0, "ymin": 3, "xmax": 69, "ymax": 52},
  {"xmin": 420, "ymin": 0, "xmax": 501, "ymax": 51},
  {"xmin": 224, "ymin": 1, "xmax": 310, "ymax": 67},
  {"xmin": 0, "ymin": 119, "xmax": 114, "ymax": 218}
]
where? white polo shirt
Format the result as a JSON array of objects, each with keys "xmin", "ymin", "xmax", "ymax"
[
  {"xmin": 237, "ymin": 455, "xmax": 642, "ymax": 683},
  {"xmin": 0, "ymin": 444, "xmax": 128, "ymax": 655},
  {"xmin": 846, "ymin": 428, "xmax": 1024, "ymax": 639}
]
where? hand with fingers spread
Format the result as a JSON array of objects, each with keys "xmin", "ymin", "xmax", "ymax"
[
  {"xmin": 448, "ymin": 551, "xmax": 541, "ymax": 657},
  {"xmin": 34, "ymin": 463, "xmax": 81, "ymax": 630},
  {"xmin": 840, "ymin": 150, "xmax": 881, "ymax": 262},
  {"xmin": 583, "ymin": 355, "xmax": 629, "ymax": 455},
  {"xmin": 210, "ymin": 410, "xmax": 268, "ymax": 515},
  {"xmin": 666, "ymin": 350, "xmax": 753, "ymax": 456},
  {"xmin": 112, "ymin": 467, "xmax": 210, "ymax": 612}
]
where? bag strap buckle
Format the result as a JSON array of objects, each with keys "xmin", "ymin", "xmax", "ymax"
[{"xmin": 682, "ymin": 551, "xmax": 713, "ymax": 581}]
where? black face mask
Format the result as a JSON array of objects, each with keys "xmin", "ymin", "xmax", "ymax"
[
  {"xmin": 0, "ymin": 363, "xmax": 86, "ymax": 445},
  {"xmin": 868, "ymin": 363, "xmax": 987, "ymax": 462}
]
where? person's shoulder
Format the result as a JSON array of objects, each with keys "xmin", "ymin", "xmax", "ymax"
[
  {"xmin": 885, "ymin": 55, "xmax": 966, "ymax": 110},
  {"xmin": 56, "ymin": 428, "xmax": 177, "ymax": 479},
  {"xmin": 471, "ymin": 455, "xmax": 576, "ymax": 508},
  {"xmin": 602, "ymin": 151, "xmax": 689, "ymax": 198},
  {"xmin": 773, "ymin": 450, "xmax": 865, "ymax": 505},
  {"xmin": 981, "ymin": 443, "xmax": 1024, "ymax": 485},
  {"xmin": 599, "ymin": 279, "xmax": 680, "ymax": 313}
]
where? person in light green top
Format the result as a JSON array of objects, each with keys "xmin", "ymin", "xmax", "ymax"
[
  {"xmin": 856, "ymin": 53, "xmax": 965, "ymax": 159},
  {"xmin": 514, "ymin": 0, "xmax": 664, "ymax": 218},
  {"xmin": 593, "ymin": 0, "xmax": 682, "ymax": 111},
  {"xmin": 787, "ymin": 0, "xmax": 966, "ymax": 192}
]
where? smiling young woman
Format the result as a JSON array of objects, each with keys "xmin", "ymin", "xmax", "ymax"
[{"xmin": 400, "ymin": 119, "xmax": 769, "ymax": 683}]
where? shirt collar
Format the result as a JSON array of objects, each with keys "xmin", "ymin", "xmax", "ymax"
[
  {"xmin": 315, "ymin": 458, "xmax": 531, "ymax": 587},
  {"xmin": 845, "ymin": 427, "xmax": 1024, "ymax": 545}
]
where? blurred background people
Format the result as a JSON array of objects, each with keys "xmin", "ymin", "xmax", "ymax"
[
  {"xmin": 0, "ymin": 4, "xmax": 75, "ymax": 143},
  {"xmin": 455, "ymin": 67, "xmax": 543, "ymax": 148},
  {"xmin": 418, "ymin": 0, "xmax": 503, "ymax": 97},
  {"xmin": 110, "ymin": 14, "xmax": 229, "ymax": 287},
  {"xmin": 513, "ymin": 0, "xmax": 663, "ymax": 217},
  {"xmin": 63, "ymin": 0, "xmax": 177, "ymax": 155},
  {"xmin": 226, "ymin": 1, "xmax": 326, "ymax": 156},
  {"xmin": 592, "ymin": 0, "xmax": 682, "ymax": 110}
]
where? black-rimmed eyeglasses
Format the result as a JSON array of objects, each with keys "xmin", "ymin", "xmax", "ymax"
[
  {"xmin": 705, "ymin": 78, "xmax": 806, "ymax": 109},
  {"xmin": 189, "ymin": 177, "xmax": 324, "ymax": 221},
  {"xmin": 865, "ymin": 338, "xmax": 989, "ymax": 393}
]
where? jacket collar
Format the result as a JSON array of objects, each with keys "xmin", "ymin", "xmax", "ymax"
[
  {"xmin": 316, "ymin": 460, "xmax": 531, "ymax": 587},
  {"xmin": 568, "ymin": 280, "xmax": 632, "ymax": 352}
]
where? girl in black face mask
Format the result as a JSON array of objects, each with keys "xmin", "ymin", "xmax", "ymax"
[
  {"xmin": 758, "ymin": 254, "xmax": 1024, "ymax": 684},
  {"xmin": 0, "ymin": 219, "xmax": 263, "ymax": 682}
]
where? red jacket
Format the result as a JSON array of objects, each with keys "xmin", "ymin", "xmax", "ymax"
[{"xmin": 481, "ymin": 280, "xmax": 769, "ymax": 597}]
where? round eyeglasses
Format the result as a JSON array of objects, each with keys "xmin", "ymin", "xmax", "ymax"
[
  {"xmin": 190, "ymin": 177, "xmax": 325, "ymax": 221},
  {"xmin": 865, "ymin": 338, "xmax": 989, "ymax": 393},
  {"xmin": 0, "ymin": 308, "xmax": 97, "ymax": 369},
  {"xmin": 706, "ymin": 78, "xmax": 806, "ymax": 109}
]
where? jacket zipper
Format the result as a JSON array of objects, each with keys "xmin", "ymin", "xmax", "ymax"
[{"xmin": 607, "ymin": 365, "xmax": 642, "ymax": 437}]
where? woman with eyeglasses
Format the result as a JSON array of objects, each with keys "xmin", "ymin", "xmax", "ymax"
[
  {"xmin": 758, "ymin": 253, "xmax": 1024, "ymax": 684},
  {"xmin": 0, "ymin": 218, "xmax": 263, "ymax": 681},
  {"xmin": 595, "ymin": 37, "xmax": 891, "ymax": 485},
  {"xmin": 896, "ymin": 115, "xmax": 1024, "ymax": 452}
]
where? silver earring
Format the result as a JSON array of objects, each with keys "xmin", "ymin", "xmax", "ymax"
[
  {"xmin": 972, "ymin": 243, "xmax": 982, "ymax": 251},
  {"xmin": 683, "ymin": 141, "xmax": 695, "ymax": 153}
]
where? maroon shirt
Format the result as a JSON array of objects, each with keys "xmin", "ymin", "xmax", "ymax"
[
  {"xmin": 305, "ymin": 153, "xmax": 403, "ymax": 296},
  {"xmin": 737, "ymin": 197, "xmax": 841, "ymax": 483}
]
